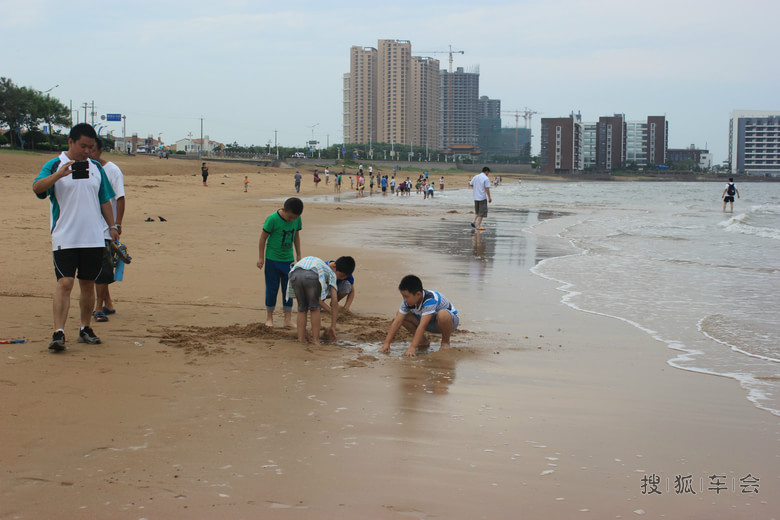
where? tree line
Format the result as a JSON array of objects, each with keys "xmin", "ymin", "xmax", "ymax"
[{"xmin": 0, "ymin": 77, "xmax": 70, "ymax": 150}]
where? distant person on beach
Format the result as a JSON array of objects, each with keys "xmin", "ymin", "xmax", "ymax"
[
  {"xmin": 89, "ymin": 137, "xmax": 125, "ymax": 323},
  {"xmin": 287, "ymin": 255, "xmax": 355, "ymax": 345},
  {"xmin": 294, "ymin": 171, "xmax": 302, "ymax": 193},
  {"xmin": 440, "ymin": 176, "xmax": 445, "ymax": 191},
  {"xmin": 243, "ymin": 176, "xmax": 249, "ymax": 192},
  {"xmin": 381, "ymin": 275, "xmax": 459, "ymax": 357},
  {"xmin": 470, "ymin": 167, "xmax": 492, "ymax": 230},
  {"xmin": 201, "ymin": 162, "xmax": 208, "ymax": 186},
  {"xmin": 325, "ymin": 168, "xmax": 330, "ymax": 185},
  {"xmin": 313, "ymin": 170, "xmax": 321, "ymax": 188},
  {"xmin": 33, "ymin": 123, "xmax": 119, "ymax": 351},
  {"xmin": 722, "ymin": 178, "xmax": 740, "ymax": 213},
  {"xmin": 257, "ymin": 197, "xmax": 303, "ymax": 328}
]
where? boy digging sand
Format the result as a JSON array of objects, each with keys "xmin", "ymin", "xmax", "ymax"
[
  {"xmin": 257, "ymin": 197, "xmax": 303, "ymax": 328},
  {"xmin": 381, "ymin": 275, "xmax": 459, "ymax": 357},
  {"xmin": 288, "ymin": 256, "xmax": 356, "ymax": 345}
]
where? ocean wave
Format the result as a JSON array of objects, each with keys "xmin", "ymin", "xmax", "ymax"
[{"xmin": 719, "ymin": 212, "xmax": 780, "ymax": 240}]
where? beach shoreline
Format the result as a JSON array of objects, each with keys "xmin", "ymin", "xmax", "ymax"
[{"xmin": 1, "ymin": 152, "xmax": 776, "ymax": 519}]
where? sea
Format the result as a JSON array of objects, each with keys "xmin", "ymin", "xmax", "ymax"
[{"xmin": 309, "ymin": 178, "xmax": 780, "ymax": 417}]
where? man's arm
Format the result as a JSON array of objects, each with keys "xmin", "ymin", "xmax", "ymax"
[
  {"xmin": 33, "ymin": 160, "xmax": 74, "ymax": 195},
  {"xmin": 115, "ymin": 196, "xmax": 126, "ymax": 234},
  {"xmin": 381, "ymin": 311, "xmax": 406, "ymax": 353},
  {"xmin": 257, "ymin": 230, "xmax": 269, "ymax": 269},
  {"xmin": 100, "ymin": 202, "xmax": 120, "ymax": 241},
  {"xmin": 485, "ymin": 186, "xmax": 492, "ymax": 203}
]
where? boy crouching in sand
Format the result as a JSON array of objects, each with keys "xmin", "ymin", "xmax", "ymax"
[
  {"xmin": 288, "ymin": 256, "xmax": 356, "ymax": 345},
  {"xmin": 381, "ymin": 274, "xmax": 459, "ymax": 357}
]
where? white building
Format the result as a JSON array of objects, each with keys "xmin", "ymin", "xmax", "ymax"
[
  {"xmin": 174, "ymin": 135, "xmax": 221, "ymax": 154},
  {"xmin": 729, "ymin": 110, "xmax": 780, "ymax": 176}
]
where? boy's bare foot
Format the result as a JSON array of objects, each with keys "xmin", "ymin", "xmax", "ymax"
[
  {"xmin": 440, "ymin": 342, "xmax": 451, "ymax": 350},
  {"xmin": 264, "ymin": 320, "xmax": 274, "ymax": 328},
  {"xmin": 284, "ymin": 321, "xmax": 295, "ymax": 329}
]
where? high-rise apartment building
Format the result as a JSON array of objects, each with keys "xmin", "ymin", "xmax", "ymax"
[
  {"xmin": 377, "ymin": 39, "xmax": 412, "ymax": 145},
  {"xmin": 344, "ymin": 40, "xmax": 442, "ymax": 150},
  {"xmin": 345, "ymin": 46, "xmax": 377, "ymax": 145},
  {"xmin": 440, "ymin": 66, "xmax": 480, "ymax": 149},
  {"xmin": 411, "ymin": 56, "xmax": 441, "ymax": 150},
  {"xmin": 729, "ymin": 110, "xmax": 780, "ymax": 175}
]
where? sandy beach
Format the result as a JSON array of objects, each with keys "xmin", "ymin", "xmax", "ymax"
[{"xmin": 1, "ymin": 151, "xmax": 777, "ymax": 519}]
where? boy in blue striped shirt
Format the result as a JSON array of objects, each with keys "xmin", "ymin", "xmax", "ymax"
[{"xmin": 381, "ymin": 274, "xmax": 459, "ymax": 357}]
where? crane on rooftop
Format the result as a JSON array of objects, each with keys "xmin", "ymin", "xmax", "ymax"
[{"xmin": 417, "ymin": 44, "xmax": 465, "ymax": 73}]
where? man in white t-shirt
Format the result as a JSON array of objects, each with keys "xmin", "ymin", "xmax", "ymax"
[
  {"xmin": 469, "ymin": 167, "xmax": 492, "ymax": 230},
  {"xmin": 33, "ymin": 124, "xmax": 119, "ymax": 352},
  {"xmin": 90, "ymin": 137, "xmax": 126, "ymax": 322}
]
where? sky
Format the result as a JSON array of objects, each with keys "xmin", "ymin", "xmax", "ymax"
[{"xmin": 3, "ymin": 0, "xmax": 779, "ymax": 163}]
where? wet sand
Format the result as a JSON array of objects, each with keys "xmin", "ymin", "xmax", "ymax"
[{"xmin": 0, "ymin": 152, "xmax": 777, "ymax": 519}]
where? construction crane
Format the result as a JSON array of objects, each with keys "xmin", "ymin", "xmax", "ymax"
[
  {"xmin": 418, "ymin": 44, "xmax": 465, "ymax": 73},
  {"xmin": 502, "ymin": 108, "xmax": 540, "ymax": 154},
  {"xmin": 418, "ymin": 45, "xmax": 465, "ymax": 149}
]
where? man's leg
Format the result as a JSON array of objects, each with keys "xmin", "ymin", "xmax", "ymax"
[
  {"xmin": 79, "ymin": 279, "xmax": 96, "ymax": 328},
  {"xmin": 53, "ymin": 277, "xmax": 75, "ymax": 330},
  {"xmin": 95, "ymin": 283, "xmax": 107, "ymax": 313}
]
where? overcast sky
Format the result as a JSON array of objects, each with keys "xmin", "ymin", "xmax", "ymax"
[{"xmin": 3, "ymin": 0, "xmax": 778, "ymax": 163}]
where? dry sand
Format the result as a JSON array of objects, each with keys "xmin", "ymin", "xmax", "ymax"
[{"xmin": 0, "ymin": 151, "xmax": 777, "ymax": 519}]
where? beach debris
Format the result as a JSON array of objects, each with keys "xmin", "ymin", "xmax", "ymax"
[
  {"xmin": 0, "ymin": 339, "xmax": 26, "ymax": 344},
  {"xmin": 145, "ymin": 217, "xmax": 154, "ymax": 222},
  {"xmin": 158, "ymin": 216, "xmax": 167, "ymax": 222}
]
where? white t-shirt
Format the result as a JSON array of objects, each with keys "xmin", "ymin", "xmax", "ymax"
[
  {"xmin": 102, "ymin": 161, "xmax": 125, "ymax": 239},
  {"xmin": 469, "ymin": 172, "xmax": 490, "ymax": 201},
  {"xmin": 36, "ymin": 152, "xmax": 115, "ymax": 251}
]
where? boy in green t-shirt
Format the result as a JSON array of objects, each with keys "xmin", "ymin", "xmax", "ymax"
[{"xmin": 257, "ymin": 197, "xmax": 303, "ymax": 328}]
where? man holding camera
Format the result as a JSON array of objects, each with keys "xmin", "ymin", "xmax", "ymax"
[{"xmin": 33, "ymin": 123, "xmax": 120, "ymax": 352}]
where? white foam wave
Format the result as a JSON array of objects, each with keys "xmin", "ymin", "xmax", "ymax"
[
  {"xmin": 719, "ymin": 212, "xmax": 780, "ymax": 240},
  {"xmin": 532, "ymin": 257, "xmax": 780, "ymax": 418}
]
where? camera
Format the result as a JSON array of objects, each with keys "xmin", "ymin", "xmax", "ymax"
[{"xmin": 71, "ymin": 160, "xmax": 90, "ymax": 179}]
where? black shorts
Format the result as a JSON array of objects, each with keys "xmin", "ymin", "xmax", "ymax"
[
  {"xmin": 724, "ymin": 196, "xmax": 735, "ymax": 203},
  {"xmin": 94, "ymin": 242, "xmax": 115, "ymax": 285},
  {"xmin": 53, "ymin": 247, "xmax": 105, "ymax": 281}
]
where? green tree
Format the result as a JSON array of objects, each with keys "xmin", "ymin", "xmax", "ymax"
[{"xmin": 0, "ymin": 77, "xmax": 70, "ymax": 149}]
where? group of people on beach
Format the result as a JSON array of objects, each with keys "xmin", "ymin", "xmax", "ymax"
[
  {"xmin": 34, "ymin": 123, "xmax": 743, "ymax": 357},
  {"xmin": 256, "ymin": 196, "xmax": 458, "ymax": 356},
  {"xmin": 294, "ymin": 165, "xmax": 448, "ymax": 202}
]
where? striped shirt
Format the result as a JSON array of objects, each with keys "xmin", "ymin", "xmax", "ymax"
[{"xmin": 400, "ymin": 290, "xmax": 457, "ymax": 318}]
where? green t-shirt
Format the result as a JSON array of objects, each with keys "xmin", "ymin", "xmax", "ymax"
[{"xmin": 262, "ymin": 210, "xmax": 302, "ymax": 262}]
